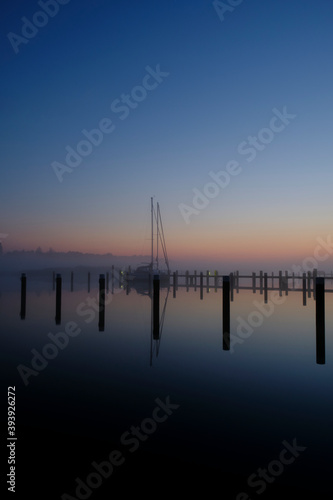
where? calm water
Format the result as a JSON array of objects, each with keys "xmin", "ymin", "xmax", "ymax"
[{"xmin": 1, "ymin": 272, "xmax": 333, "ymax": 498}]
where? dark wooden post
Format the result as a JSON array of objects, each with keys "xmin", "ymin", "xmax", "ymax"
[
  {"xmin": 223, "ymin": 276, "xmax": 230, "ymax": 350},
  {"xmin": 315, "ymin": 277, "xmax": 325, "ymax": 364},
  {"xmin": 284, "ymin": 271, "xmax": 288, "ymax": 296},
  {"xmin": 260, "ymin": 270, "xmax": 263, "ymax": 294},
  {"xmin": 302, "ymin": 272, "xmax": 306, "ymax": 306},
  {"xmin": 20, "ymin": 273, "xmax": 26, "ymax": 320},
  {"xmin": 230, "ymin": 272, "xmax": 234, "ymax": 302},
  {"xmin": 307, "ymin": 271, "xmax": 311, "ymax": 298},
  {"xmin": 264, "ymin": 272, "xmax": 268, "ymax": 303},
  {"xmin": 200, "ymin": 272, "xmax": 203, "ymax": 300},
  {"xmin": 313, "ymin": 269, "xmax": 317, "ymax": 300},
  {"xmin": 173, "ymin": 272, "xmax": 176, "ymax": 298},
  {"xmin": 252, "ymin": 272, "xmax": 256, "ymax": 293}
]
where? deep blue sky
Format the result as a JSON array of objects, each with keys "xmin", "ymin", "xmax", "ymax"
[{"xmin": 1, "ymin": 0, "xmax": 333, "ymax": 269}]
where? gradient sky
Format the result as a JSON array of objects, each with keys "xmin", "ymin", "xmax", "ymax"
[{"xmin": 1, "ymin": 0, "xmax": 333, "ymax": 270}]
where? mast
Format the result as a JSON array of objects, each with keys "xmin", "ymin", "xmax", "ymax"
[
  {"xmin": 156, "ymin": 202, "xmax": 159, "ymax": 271},
  {"xmin": 151, "ymin": 197, "xmax": 154, "ymax": 272}
]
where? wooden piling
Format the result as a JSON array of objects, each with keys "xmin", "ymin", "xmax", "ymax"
[
  {"xmin": 313, "ymin": 269, "xmax": 317, "ymax": 300},
  {"xmin": 206, "ymin": 271, "xmax": 210, "ymax": 293},
  {"xmin": 279, "ymin": 271, "xmax": 282, "ymax": 297},
  {"xmin": 194, "ymin": 270, "xmax": 197, "ymax": 291},
  {"xmin": 200, "ymin": 272, "xmax": 203, "ymax": 300},
  {"xmin": 252, "ymin": 272, "xmax": 256, "ymax": 293},
  {"xmin": 302, "ymin": 272, "xmax": 306, "ymax": 306},
  {"xmin": 307, "ymin": 271, "xmax": 311, "ymax": 298},
  {"xmin": 20, "ymin": 273, "xmax": 26, "ymax": 320},
  {"xmin": 173, "ymin": 272, "xmax": 176, "ymax": 298},
  {"xmin": 264, "ymin": 272, "xmax": 268, "ymax": 303},
  {"xmin": 285, "ymin": 271, "xmax": 288, "ymax": 296},
  {"xmin": 260, "ymin": 271, "xmax": 263, "ymax": 295},
  {"xmin": 55, "ymin": 274, "xmax": 62, "ymax": 325},
  {"xmin": 315, "ymin": 277, "xmax": 325, "ymax": 364},
  {"xmin": 223, "ymin": 276, "xmax": 230, "ymax": 351},
  {"xmin": 230, "ymin": 272, "xmax": 234, "ymax": 302}
]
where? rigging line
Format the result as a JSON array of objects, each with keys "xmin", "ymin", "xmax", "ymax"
[{"xmin": 157, "ymin": 207, "xmax": 170, "ymax": 272}]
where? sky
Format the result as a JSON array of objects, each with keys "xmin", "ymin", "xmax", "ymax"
[{"xmin": 1, "ymin": 0, "xmax": 333, "ymax": 271}]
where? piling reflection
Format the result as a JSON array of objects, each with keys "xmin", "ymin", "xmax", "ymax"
[
  {"xmin": 316, "ymin": 277, "xmax": 325, "ymax": 365},
  {"xmin": 222, "ymin": 275, "xmax": 230, "ymax": 351},
  {"xmin": 15, "ymin": 269, "xmax": 332, "ymax": 365}
]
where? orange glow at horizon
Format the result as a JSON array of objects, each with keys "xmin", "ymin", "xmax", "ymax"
[{"xmin": 4, "ymin": 218, "xmax": 332, "ymax": 268}]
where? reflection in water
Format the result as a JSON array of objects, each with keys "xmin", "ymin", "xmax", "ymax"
[
  {"xmin": 150, "ymin": 280, "xmax": 170, "ymax": 366},
  {"xmin": 222, "ymin": 275, "xmax": 230, "ymax": 351},
  {"xmin": 1, "ymin": 271, "xmax": 333, "ymax": 496},
  {"xmin": 14, "ymin": 271, "xmax": 332, "ymax": 366}
]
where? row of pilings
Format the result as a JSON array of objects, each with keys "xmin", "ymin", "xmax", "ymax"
[{"xmin": 18, "ymin": 270, "xmax": 327, "ymax": 363}]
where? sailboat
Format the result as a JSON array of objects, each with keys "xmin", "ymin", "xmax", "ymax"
[{"xmin": 128, "ymin": 198, "xmax": 170, "ymax": 283}]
